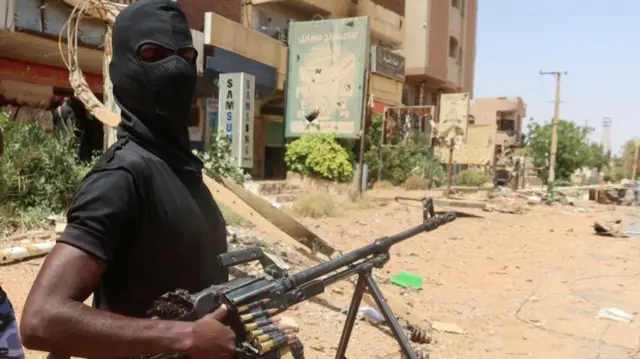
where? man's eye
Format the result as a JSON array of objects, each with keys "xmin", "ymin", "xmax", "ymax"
[
  {"xmin": 138, "ymin": 44, "xmax": 172, "ymax": 63},
  {"xmin": 178, "ymin": 47, "xmax": 197, "ymax": 63}
]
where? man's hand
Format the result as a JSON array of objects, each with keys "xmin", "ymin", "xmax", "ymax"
[{"xmin": 187, "ymin": 305, "xmax": 236, "ymax": 359}]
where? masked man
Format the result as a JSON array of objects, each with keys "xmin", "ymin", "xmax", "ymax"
[{"xmin": 20, "ymin": 1, "xmax": 236, "ymax": 358}]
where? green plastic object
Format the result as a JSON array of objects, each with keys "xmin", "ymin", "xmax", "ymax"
[{"xmin": 390, "ymin": 271, "xmax": 423, "ymax": 290}]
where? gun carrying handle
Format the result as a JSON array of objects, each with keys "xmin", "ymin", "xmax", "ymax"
[{"xmin": 218, "ymin": 248, "xmax": 264, "ymax": 268}]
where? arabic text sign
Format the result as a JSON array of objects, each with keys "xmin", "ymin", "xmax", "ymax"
[
  {"xmin": 285, "ymin": 17, "xmax": 371, "ymax": 138},
  {"xmin": 217, "ymin": 73, "xmax": 254, "ymax": 168},
  {"xmin": 371, "ymin": 45, "xmax": 405, "ymax": 81}
]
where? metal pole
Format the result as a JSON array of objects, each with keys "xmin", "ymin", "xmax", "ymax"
[
  {"xmin": 377, "ymin": 107, "xmax": 386, "ymax": 183},
  {"xmin": 632, "ymin": 140, "xmax": 639, "ymax": 184},
  {"xmin": 446, "ymin": 139, "xmax": 454, "ymax": 198},
  {"xmin": 357, "ymin": 71, "xmax": 371, "ymax": 194},
  {"xmin": 539, "ymin": 70, "xmax": 567, "ymax": 195}
]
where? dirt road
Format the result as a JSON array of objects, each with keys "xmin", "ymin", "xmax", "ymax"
[{"xmin": 2, "ymin": 196, "xmax": 639, "ymax": 359}]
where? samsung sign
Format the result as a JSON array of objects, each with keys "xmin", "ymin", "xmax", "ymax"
[{"xmin": 218, "ymin": 72, "xmax": 255, "ymax": 168}]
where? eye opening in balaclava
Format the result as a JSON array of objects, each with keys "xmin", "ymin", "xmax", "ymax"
[{"xmin": 136, "ymin": 42, "xmax": 198, "ymax": 65}]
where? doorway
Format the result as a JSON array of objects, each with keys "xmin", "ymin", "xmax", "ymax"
[
  {"xmin": 264, "ymin": 146, "xmax": 286, "ymax": 179},
  {"xmin": 52, "ymin": 87, "xmax": 104, "ymax": 162}
]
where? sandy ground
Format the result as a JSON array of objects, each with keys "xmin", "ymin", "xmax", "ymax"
[{"xmin": 2, "ymin": 193, "xmax": 640, "ymax": 359}]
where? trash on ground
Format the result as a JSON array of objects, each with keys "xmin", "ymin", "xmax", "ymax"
[
  {"xmin": 390, "ymin": 271, "xmax": 424, "ymax": 290},
  {"xmin": 594, "ymin": 220, "xmax": 628, "ymax": 238},
  {"xmin": 597, "ymin": 307, "xmax": 633, "ymax": 323},
  {"xmin": 340, "ymin": 306, "xmax": 385, "ymax": 324},
  {"xmin": 431, "ymin": 321, "xmax": 466, "ymax": 334},
  {"xmin": 526, "ymin": 196, "xmax": 542, "ymax": 204}
]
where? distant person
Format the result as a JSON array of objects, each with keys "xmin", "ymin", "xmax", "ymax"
[{"xmin": 52, "ymin": 97, "xmax": 76, "ymax": 134}]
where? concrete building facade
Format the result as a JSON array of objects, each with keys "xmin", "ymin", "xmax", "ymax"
[
  {"xmin": 470, "ymin": 96, "xmax": 526, "ymax": 148},
  {"xmin": 402, "ymin": 0, "xmax": 477, "ymax": 106},
  {"xmin": 0, "ymin": 0, "xmax": 235, "ymax": 155},
  {"xmin": 466, "ymin": 96, "xmax": 527, "ymax": 170},
  {"xmin": 222, "ymin": 0, "xmax": 406, "ymax": 178}
]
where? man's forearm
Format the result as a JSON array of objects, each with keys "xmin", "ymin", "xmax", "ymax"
[{"xmin": 21, "ymin": 301, "xmax": 193, "ymax": 358}]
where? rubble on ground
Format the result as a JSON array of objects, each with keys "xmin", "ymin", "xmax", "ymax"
[{"xmin": 593, "ymin": 219, "xmax": 629, "ymax": 238}]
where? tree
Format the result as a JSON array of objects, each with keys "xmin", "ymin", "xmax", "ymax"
[
  {"xmin": 617, "ymin": 138, "xmax": 640, "ymax": 179},
  {"xmin": 585, "ymin": 142, "xmax": 611, "ymax": 172},
  {"xmin": 525, "ymin": 120, "xmax": 593, "ymax": 183}
]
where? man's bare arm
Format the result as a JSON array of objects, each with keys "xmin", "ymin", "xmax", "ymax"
[{"xmin": 20, "ymin": 243, "xmax": 195, "ymax": 358}]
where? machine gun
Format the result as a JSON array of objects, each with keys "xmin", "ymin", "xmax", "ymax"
[{"xmin": 143, "ymin": 197, "xmax": 456, "ymax": 359}]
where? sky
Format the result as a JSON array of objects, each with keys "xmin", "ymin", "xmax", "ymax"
[{"xmin": 473, "ymin": 0, "xmax": 640, "ymax": 154}]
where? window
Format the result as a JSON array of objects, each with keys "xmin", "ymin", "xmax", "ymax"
[
  {"xmin": 448, "ymin": 36, "xmax": 459, "ymax": 59},
  {"xmin": 468, "ymin": 115, "xmax": 475, "ymax": 124},
  {"xmin": 497, "ymin": 119, "xmax": 515, "ymax": 132}
]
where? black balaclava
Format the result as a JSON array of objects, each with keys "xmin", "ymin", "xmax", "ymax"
[{"xmin": 109, "ymin": 0, "xmax": 201, "ymax": 171}]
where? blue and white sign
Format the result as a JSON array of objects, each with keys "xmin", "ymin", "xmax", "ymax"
[{"xmin": 218, "ymin": 72, "xmax": 255, "ymax": 168}]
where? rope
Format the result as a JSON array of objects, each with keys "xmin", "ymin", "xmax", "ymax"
[{"xmin": 57, "ymin": 0, "xmax": 124, "ymax": 127}]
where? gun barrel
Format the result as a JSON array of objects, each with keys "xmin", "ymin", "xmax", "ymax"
[{"xmin": 285, "ymin": 212, "xmax": 456, "ymax": 289}]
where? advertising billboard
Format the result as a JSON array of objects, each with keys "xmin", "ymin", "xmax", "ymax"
[
  {"xmin": 285, "ymin": 16, "xmax": 370, "ymax": 138},
  {"xmin": 437, "ymin": 92, "xmax": 470, "ymax": 148},
  {"xmin": 218, "ymin": 72, "xmax": 255, "ymax": 168}
]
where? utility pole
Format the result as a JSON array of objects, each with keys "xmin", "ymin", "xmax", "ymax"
[
  {"xmin": 539, "ymin": 70, "xmax": 567, "ymax": 195},
  {"xmin": 601, "ymin": 117, "xmax": 612, "ymax": 155},
  {"xmin": 632, "ymin": 140, "xmax": 639, "ymax": 185}
]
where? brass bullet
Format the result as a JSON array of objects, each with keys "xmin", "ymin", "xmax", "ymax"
[
  {"xmin": 244, "ymin": 317, "xmax": 280, "ymax": 331},
  {"xmin": 257, "ymin": 333, "xmax": 297, "ymax": 352},
  {"xmin": 240, "ymin": 308, "xmax": 278, "ymax": 322},
  {"xmin": 237, "ymin": 298, "xmax": 270, "ymax": 313}
]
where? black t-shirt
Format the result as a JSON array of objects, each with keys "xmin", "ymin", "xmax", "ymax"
[{"xmin": 58, "ymin": 138, "xmax": 229, "ymax": 318}]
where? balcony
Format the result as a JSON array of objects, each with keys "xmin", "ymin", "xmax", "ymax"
[
  {"xmin": 249, "ymin": 0, "xmax": 336, "ymax": 18},
  {"xmin": 349, "ymin": 0, "xmax": 403, "ymax": 46},
  {"xmin": 204, "ymin": 12, "xmax": 288, "ymax": 90}
]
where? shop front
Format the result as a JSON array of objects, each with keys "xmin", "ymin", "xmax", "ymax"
[
  {"xmin": 202, "ymin": 11, "xmax": 288, "ymax": 179},
  {"xmin": 0, "ymin": 57, "xmax": 105, "ymax": 160},
  {"xmin": 369, "ymin": 45, "xmax": 405, "ymax": 116},
  {"xmin": 201, "ymin": 46, "xmax": 282, "ymax": 178}
]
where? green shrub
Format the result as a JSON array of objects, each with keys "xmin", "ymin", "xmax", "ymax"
[
  {"xmin": 412, "ymin": 155, "xmax": 446, "ymax": 188},
  {"xmin": 365, "ymin": 142, "xmax": 444, "ymax": 187},
  {"xmin": 292, "ymin": 193, "xmax": 338, "ymax": 218},
  {"xmin": 402, "ymin": 175, "xmax": 428, "ymax": 190},
  {"xmin": 0, "ymin": 111, "xmax": 94, "ymax": 235},
  {"xmin": 194, "ymin": 131, "xmax": 248, "ymax": 185},
  {"xmin": 285, "ymin": 133, "xmax": 354, "ymax": 183},
  {"xmin": 372, "ymin": 180, "xmax": 394, "ymax": 189},
  {"xmin": 452, "ymin": 169, "xmax": 492, "ymax": 186}
]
